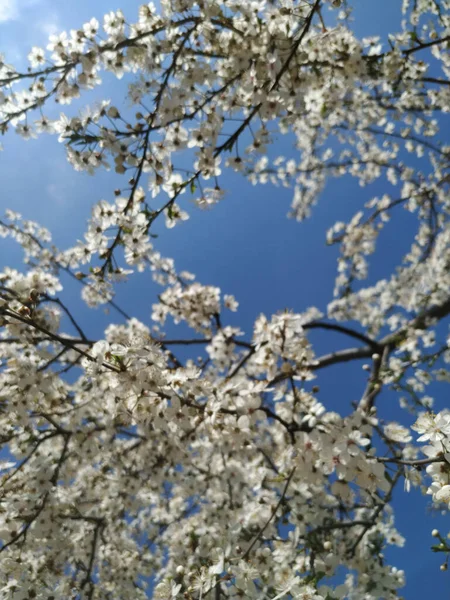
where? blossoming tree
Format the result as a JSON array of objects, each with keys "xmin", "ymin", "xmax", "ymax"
[{"xmin": 0, "ymin": 0, "xmax": 449, "ymax": 597}]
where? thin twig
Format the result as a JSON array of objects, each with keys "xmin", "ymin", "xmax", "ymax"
[{"xmin": 242, "ymin": 467, "xmax": 296, "ymax": 560}]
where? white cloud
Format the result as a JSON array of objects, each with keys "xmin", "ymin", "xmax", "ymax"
[
  {"xmin": 0, "ymin": 0, "xmax": 61, "ymax": 48},
  {"xmin": 37, "ymin": 14, "xmax": 61, "ymax": 37},
  {"xmin": 0, "ymin": 0, "xmax": 45, "ymax": 23},
  {"xmin": 0, "ymin": 0, "xmax": 19, "ymax": 22},
  {"xmin": 0, "ymin": 0, "xmax": 47, "ymax": 25},
  {"xmin": 46, "ymin": 182, "xmax": 66, "ymax": 205}
]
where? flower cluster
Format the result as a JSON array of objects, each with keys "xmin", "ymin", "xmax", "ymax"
[{"xmin": 0, "ymin": 0, "xmax": 449, "ymax": 598}]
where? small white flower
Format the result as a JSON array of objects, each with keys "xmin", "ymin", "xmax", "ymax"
[{"xmin": 384, "ymin": 422, "xmax": 412, "ymax": 443}]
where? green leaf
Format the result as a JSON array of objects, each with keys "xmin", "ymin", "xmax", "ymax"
[{"xmin": 431, "ymin": 543, "xmax": 449, "ymax": 552}]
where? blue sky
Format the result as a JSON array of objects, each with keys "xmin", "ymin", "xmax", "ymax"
[{"xmin": 1, "ymin": 0, "xmax": 449, "ymax": 596}]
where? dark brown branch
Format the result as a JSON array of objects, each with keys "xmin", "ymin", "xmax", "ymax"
[
  {"xmin": 347, "ymin": 469, "xmax": 402, "ymax": 557},
  {"xmin": 242, "ymin": 467, "xmax": 296, "ymax": 560},
  {"xmin": 303, "ymin": 320, "xmax": 380, "ymax": 348},
  {"xmin": 37, "ymin": 346, "xmax": 69, "ymax": 372},
  {"xmin": 42, "ymin": 295, "xmax": 88, "ymax": 340},
  {"xmin": 359, "ymin": 343, "xmax": 390, "ymax": 411},
  {"xmin": 403, "ymin": 34, "xmax": 450, "ymax": 55},
  {"xmin": 0, "ymin": 218, "xmax": 132, "ymax": 321},
  {"xmin": 226, "ymin": 346, "xmax": 256, "ymax": 379},
  {"xmin": 1, "ymin": 307, "xmax": 122, "ymax": 373},
  {"xmin": 378, "ymin": 455, "xmax": 445, "ymax": 466},
  {"xmin": 100, "ymin": 25, "xmax": 198, "ymax": 275},
  {"xmin": 1, "ymin": 431, "xmax": 59, "ymax": 487},
  {"xmin": 214, "ymin": 0, "xmax": 321, "ymax": 157},
  {"xmin": 81, "ymin": 519, "xmax": 105, "ymax": 599},
  {"xmin": 159, "ymin": 337, "xmax": 212, "ymax": 345}
]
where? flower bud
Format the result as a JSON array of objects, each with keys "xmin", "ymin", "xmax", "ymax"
[
  {"xmin": 107, "ymin": 106, "xmax": 120, "ymax": 119},
  {"xmin": 29, "ymin": 288, "xmax": 40, "ymax": 302}
]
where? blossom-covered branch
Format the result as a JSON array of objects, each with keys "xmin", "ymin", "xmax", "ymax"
[{"xmin": 0, "ymin": 0, "xmax": 450, "ymax": 598}]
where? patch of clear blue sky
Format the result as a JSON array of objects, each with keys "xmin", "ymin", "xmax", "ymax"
[{"xmin": 1, "ymin": 1, "xmax": 449, "ymax": 595}]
